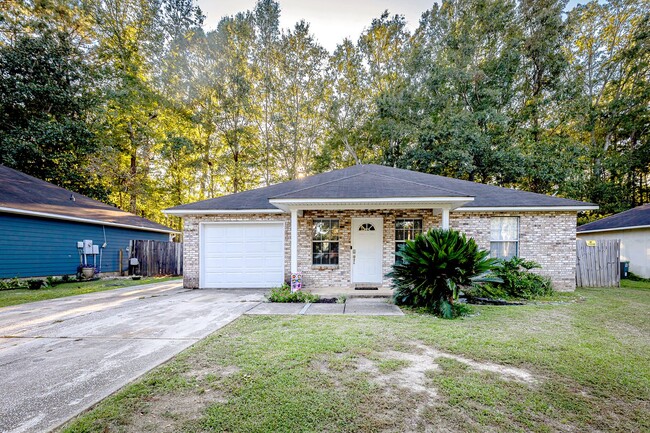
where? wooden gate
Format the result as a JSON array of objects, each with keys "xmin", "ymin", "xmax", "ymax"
[
  {"xmin": 129, "ymin": 240, "xmax": 183, "ymax": 276},
  {"xmin": 576, "ymin": 239, "xmax": 620, "ymax": 287}
]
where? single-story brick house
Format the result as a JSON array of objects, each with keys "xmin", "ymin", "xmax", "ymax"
[
  {"xmin": 164, "ymin": 164, "xmax": 597, "ymax": 292},
  {"xmin": 0, "ymin": 165, "xmax": 177, "ymax": 278},
  {"xmin": 577, "ymin": 203, "xmax": 650, "ymax": 278}
]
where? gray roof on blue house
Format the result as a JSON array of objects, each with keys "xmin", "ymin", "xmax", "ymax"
[
  {"xmin": 167, "ymin": 164, "xmax": 595, "ymax": 212},
  {"xmin": 0, "ymin": 165, "xmax": 176, "ymax": 233},
  {"xmin": 577, "ymin": 203, "xmax": 650, "ymax": 232}
]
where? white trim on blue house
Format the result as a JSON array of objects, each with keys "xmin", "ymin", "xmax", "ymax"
[{"xmin": 0, "ymin": 206, "xmax": 178, "ymax": 234}]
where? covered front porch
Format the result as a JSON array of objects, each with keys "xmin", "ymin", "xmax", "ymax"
[{"xmin": 271, "ymin": 195, "xmax": 474, "ymax": 293}]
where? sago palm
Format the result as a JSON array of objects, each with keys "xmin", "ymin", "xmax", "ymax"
[{"xmin": 389, "ymin": 228, "xmax": 499, "ymax": 318}]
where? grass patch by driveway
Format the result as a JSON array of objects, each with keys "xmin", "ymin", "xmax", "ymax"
[
  {"xmin": 60, "ymin": 283, "xmax": 649, "ymax": 433},
  {"xmin": 0, "ymin": 277, "xmax": 181, "ymax": 308}
]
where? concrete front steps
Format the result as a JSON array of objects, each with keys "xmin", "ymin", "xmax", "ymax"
[{"xmin": 306, "ymin": 287, "xmax": 393, "ymax": 299}]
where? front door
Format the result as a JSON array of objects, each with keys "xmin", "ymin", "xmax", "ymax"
[{"xmin": 351, "ymin": 218, "xmax": 383, "ymax": 284}]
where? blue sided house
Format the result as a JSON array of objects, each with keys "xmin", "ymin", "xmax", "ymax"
[{"xmin": 0, "ymin": 165, "xmax": 177, "ymax": 278}]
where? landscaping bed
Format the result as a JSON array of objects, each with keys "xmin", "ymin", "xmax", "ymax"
[{"xmin": 59, "ymin": 282, "xmax": 650, "ymax": 433}]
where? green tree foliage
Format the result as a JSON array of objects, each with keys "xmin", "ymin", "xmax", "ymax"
[
  {"xmin": 272, "ymin": 21, "xmax": 328, "ymax": 180},
  {"xmin": 389, "ymin": 228, "xmax": 499, "ymax": 318},
  {"xmin": 208, "ymin": 12, "xmax": 261, "ymax": 193},
  {"xmin": 567, "ymin": 0, "xmax": 650, "ymax": 216},
  {"xmin": 253, "ymin": 0, "xmax": 281, "ymax": 185},
  {"xmin": 0, "ymin": 0, "xmax": 648, "ymax": 225},
  {"xmin": 0, "ymin": 28, "xmax": 106, "ymax": 198},
  {"xmin": 392, "ymin": 0, "xmax": 523, "ymax": 183}
]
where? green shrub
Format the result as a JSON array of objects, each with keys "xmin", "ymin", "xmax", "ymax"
[
  {"xmin": 27, "ymin": 279, "xmax": 44, "ymax": 290},
  {"xmin": 0, "ymin": 277, "xmax": 28, "ymax": 291},
  {"xmin": 468, "ymin": 257, "xmax": 553, "ymax": 300},
  {"xmin": 389, "ymin": 228, "xmax": 499, "ymax": 319},
  {"xmin": 627, "ymin": 272, "xmax": 650, "ymax": 282},
  {"xmin": 46, "ymin": 276, "xmax": 63, "ymax": 287},
  {"xmin": 407, "ymin": 302, "xmax": 474, "ymax": 318},
  {"xmin": 267, "ymin": 284, "xmax": 320, "ymax": 303}
]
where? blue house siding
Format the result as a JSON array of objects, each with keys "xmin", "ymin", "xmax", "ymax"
[{"xmin": 0, "ymin": 213, "xmax": 170, "ymax": 278}]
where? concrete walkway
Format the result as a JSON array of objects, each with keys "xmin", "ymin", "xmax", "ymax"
[
  {"xmin": 246, "ymin": 297, "xmax": 404, "ymax": 316},
  {"xmin": 0, "ymin": 282, "xmax": 265, "ymax": 433}
]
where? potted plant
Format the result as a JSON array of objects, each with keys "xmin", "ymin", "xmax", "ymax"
[{"xmin": 78, "ymin": 265, "xmax": 95, "ymax": 279}]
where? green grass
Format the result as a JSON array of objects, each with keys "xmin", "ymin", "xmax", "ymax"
[
  {"xmin": 0, "ymin": 277, "xmax": 181, "ymax": 308},
  {"xmin": 621, "ymin": 278, "xmax": 650, "ymax": 290},
  {"xmin": 60, "ymin": 285, "xmax": 649, "ymax": 433}
]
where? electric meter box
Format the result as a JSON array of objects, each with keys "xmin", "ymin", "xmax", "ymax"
[{"xmin": 83, "ymin": 240, "xmax": 93, "ymax": 254}]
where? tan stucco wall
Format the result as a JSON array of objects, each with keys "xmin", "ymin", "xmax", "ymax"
[
  {"xmin": 577, "ymin": 229, "xmax": 650, "ymax": 278},
  {"xmin": 182, "ymin": 210, "xmax": 578, "ymax": 291}
]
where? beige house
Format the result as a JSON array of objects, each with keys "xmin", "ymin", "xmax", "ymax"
[
  {"xmin": 164, "ymin": 165, "xmax": 596, "ymax": 293},
  {"xmin": 577, "ymin": 204, "xmax": 650, "ymax": 278}
]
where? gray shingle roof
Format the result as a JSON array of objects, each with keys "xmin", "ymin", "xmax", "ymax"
[
  {"xmin": 166, "ymin": 164, "xmax": 595, "ymax": 212},
  {"xmin": 0, "ymin": 165, "xmax": 176, "ymax": 233},
  {"xmin": 577, "ymin": 203, "xmax": 650, "ymax": 232},
  {"xmin": 271, "ymin": 171, "xmax": 469, "ymax": 199}
]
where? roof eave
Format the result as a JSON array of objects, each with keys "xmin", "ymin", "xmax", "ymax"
[
  {"xmin": 162, "ymin": 208, "xmax": 285, "ymax": 216},
  {"xmin": 455, "ymin": 205, "xmax": 599, "ymax": 212},
  {"xmin": 577, "ymin": 224, "xmax": 650, "ymax": 234},
  {"xmin": 0, "ymin": 206, "xmax": 178, "ymax": 234},
  {"xmin": 268, "ymin": 196, "xmax": 474, "ymax": 212}
]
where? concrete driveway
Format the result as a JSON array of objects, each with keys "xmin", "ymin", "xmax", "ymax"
[{"xmin": 0, "ymin": 281, "xmax": 264, "ymax": 433}]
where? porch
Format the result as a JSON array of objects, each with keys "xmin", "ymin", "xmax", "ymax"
[{"xmin": 274, "ymin": 195, "xmax": 473, "ymax": 293}]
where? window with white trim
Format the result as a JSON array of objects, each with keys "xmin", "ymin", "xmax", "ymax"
[
  {"xmin": 395, "ymin": 219, "xmax": 422, "ymax": 262},
  {"xmin": 490, "ymin": 217, "xmax": 519, "ymax": 259},
  {"xmin": 312, "ymin": 219, "xmax": 340, "ymax": 265}
]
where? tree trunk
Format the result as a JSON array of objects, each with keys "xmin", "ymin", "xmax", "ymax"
[{"xmin": 129, "ymin": 150, "xmax": 137, "ymax": 214}]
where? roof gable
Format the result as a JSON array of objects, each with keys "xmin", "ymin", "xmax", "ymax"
[
  {"xmin": 165, "ymin": 164, "xmax": 596, "ymax": 213},
  {"xmin": 0, "ymin": 165, "xmax": 175, "ymax": 233},
  {"xmin": 577, "ymin": 203, "xmax": 650, "ymax": 232}
]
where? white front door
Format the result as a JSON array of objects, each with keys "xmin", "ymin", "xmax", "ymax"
[{"xmin": 351, "ymin": 218, "xmax": 383, "ymax": 284}]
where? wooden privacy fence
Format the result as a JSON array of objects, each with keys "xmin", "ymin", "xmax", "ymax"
[
  {"xmin": 576, "ymin": 239, "xmax": 620, "ymax": 287},
  {"xmin": 129, "ymin": 240, "xmax": 183, "ymax": 276}
]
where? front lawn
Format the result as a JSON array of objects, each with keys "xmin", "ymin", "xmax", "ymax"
[
  {"xmin": 60, "ymin": 284, "xmax": 649, "ymax": 433},
  {"xmin": 0, "ymin": 276, "xmax": 181, "ymax": 308}
]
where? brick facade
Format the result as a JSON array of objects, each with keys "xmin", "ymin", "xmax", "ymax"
[{"xmin": 182, "ymin": 209, "xmax": 577, "ymax": 292}]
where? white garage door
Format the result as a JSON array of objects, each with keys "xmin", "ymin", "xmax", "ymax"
[{"xmin": 201, "ymin": 222, "xmax": 285, "ymax": 288}]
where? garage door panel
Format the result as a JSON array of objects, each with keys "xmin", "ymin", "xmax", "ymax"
[{"xmin": 201, "ymin": 223, "xmax": 285, "ymax": 288}]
